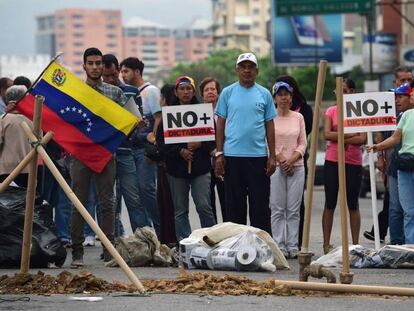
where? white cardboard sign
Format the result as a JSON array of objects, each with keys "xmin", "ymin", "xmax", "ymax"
[
  {"xmin": 162, "ymin": 103, "xmax": 215, "ymax": 144},
  {"xmin": 343, "ymin": 92, "xmax": 397, "ymax": 134}
]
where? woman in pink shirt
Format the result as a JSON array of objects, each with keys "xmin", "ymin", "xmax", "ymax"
[
  {"xmin": 322, "ymin": 79, "xmax": 367, "ymax": 254},
  {"xmin": 270, "ymin": 81, "xmax": 307, "ymax": 259}
]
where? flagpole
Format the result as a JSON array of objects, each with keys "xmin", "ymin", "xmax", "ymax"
[
  {"xmin": 8, "ymin": 52, "xmax": 64, "ymax": 114},
  {"xmin": 27, "ymin": 52, "xmax": 63, "ymax": 93}
]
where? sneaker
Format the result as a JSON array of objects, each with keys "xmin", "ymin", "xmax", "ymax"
[
  {"xmin": 288, "ymin": 249, "xmax": 299, "ymax": 259},
  {"xmin": 83, "ymin": 236, "xmax": 95, "ymax": 247},
  {"xmin": 61, "ymin": 240, "xmax": 72, "ymax": 248},
  {"xmin": 323, "ymin": 244, "xmax": 334, "ymax": 255},
  {"xmin": 70, "ymin": 257, "xmax": 84, "ymax": 269},
  {"xmin": 103, "ymin": 250, "xmax": 112, "ymax": 262},
  {"xmin": 280, "ymin": 248, "xmax": 288, "ymax": 258},
  {"xmin": 363, "ymin": 231, "xmax": 384, "ymax": 243}
]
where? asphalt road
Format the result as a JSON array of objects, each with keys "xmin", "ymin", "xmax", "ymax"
[{"xmin": 1, "ymin": 186, "xmax": 414, "ymax": 311}]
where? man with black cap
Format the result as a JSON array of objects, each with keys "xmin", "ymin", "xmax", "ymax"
[{"xmin": 215, "ymin": 52, "xmax": 276, "ymax": 233}]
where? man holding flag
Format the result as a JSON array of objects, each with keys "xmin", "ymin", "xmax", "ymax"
[
  {"xmin": 16, "ymin": 47, "xmax": 138, "ymax": 268},
  {"xmin": 69, "ymin": 48, "xmax": 128, "ymax": 267}
]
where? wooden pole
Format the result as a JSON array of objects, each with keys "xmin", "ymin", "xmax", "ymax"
[
  {"xmin": 274, "ymin": 279, "xmax": 414, "ymax": 297},
  {"xmin": 301, "ymin": 60, "xmax": 328, "ymax": 253},
  {"xmin": 336, "ymin": 78, "xmax": 351, "ymax": 275},
  {"xmin": 0, "ymin": 132, "xmax": 53, "ymax": 193},
  {"xmin": 20, "ymin": 122, "xmax": 146, "ymax": 293},
  {"xmin": 20, "ymin": 95, "xmax": 44, "ymax": 274}
]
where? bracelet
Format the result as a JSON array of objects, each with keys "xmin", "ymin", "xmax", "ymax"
[{"xmin": 215, "ymin": 151, "xmax": 224, "ymax": 157}]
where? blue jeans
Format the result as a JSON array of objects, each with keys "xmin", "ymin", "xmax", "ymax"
[
  {"xmin": 167, "ymin": 172, "xmax": 216, "ymax": 241},
  {"xmin": 43, "ymin": 167, "xmax": 71, "ymax": 241},
  {"xmin": 388, "ymin": 175, "xmax": 405, "ymax": 244},
  {"xmin": 133, "ymin": 147, "xmax": 160, "ymax": 235},
  {"xmin": 116, "ymin": 149, "xmax": 150, "ymax": 232},
  {"xmin": 397, "ymin": 170, "xmax": 414, "ymax": 244}
]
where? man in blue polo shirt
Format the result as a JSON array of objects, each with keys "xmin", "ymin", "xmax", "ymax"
[{"xmin": 215, "ymin": 52, "xmax": 276, "ymax": 233}]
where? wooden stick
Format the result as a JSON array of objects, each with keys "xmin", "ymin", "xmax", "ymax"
[
  {"xmin": 20, "ymin": 95, "xmax": 44, "ymax": 274},
  {"xmin": 336, "ymin": 78, "xmax": 350, "ymax": 274},
  {"xmin": 0, "ymin": 132, "xmax": 53, "ymax": 193},
  {"xmin": 274, "ymin": 279, "xmax": 414, "ymax": 297},
  {"xmin": 20, "ymin": 122, "xmax": 146, "ymax": 293},
  {"xmin": 301, "ymin": 60, "xmax": 328, "ymax": 253},
  {"xmin": 188, "ymin": 160, "xmax": 192, "ymax": 174}
]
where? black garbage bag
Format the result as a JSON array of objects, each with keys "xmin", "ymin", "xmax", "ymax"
[{"xmin": 0, "ymin": 187, "xmax": 67, "ymax": 268}]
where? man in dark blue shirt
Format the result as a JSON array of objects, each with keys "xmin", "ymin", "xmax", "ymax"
[{"xmin": 102, "ymin": 54, "xmax": 150, "ymax": 236}]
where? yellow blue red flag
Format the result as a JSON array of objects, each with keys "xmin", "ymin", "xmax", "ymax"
[{"xmin": 17, "ymin": 61, "xmax": 137, "ymax": 173}]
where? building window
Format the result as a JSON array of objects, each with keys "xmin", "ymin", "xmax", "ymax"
[
  {"xmin": 73, "ymin": 33, "xmax": 83, "ymax": 38},
  {"xmin": 124, "ymin": 28, "xmax": 139, "ymax": 37},
  {"xmin": 253, "ymin": 21, "xmax": 260, "ymax": 28},
  {"xmin": 159, "ymin": 29, "xmax": 171, "ymax": 37},
  {"xmin": 107, "ymin": 15, "xmax": 117, "ymax": 20},
  {"xmin": 74, "ymin": 42, "xmax": 84, "ymax": 47},
  {"xmin": 107, "ymin": 24, "xmax": 116, "ymax": 29},
  {"xmin": 107, "ymin": 33, "xmax": 117, "ymax": 39},
  {"xmin": 72, "ymin": 14, "xmax": 83, "ymax": 19},
  {"xmin": 253, "ymin": 8, "xmax": 260, "ymax": 15},
  {"xmin": 74, "ymin": 61, "xmax": 83, "ymax": 66},
  {"xmin": 73, "ymin": 23, "xmax": 83, "ymax": 28},
  {"xmin": 107, "ymin": 43, "xmax": 117, "ymax": 48},
  {"xmin": 142, "ymin": 49, "xmax": 157, "ymax": 54},
  {"xmin": 59, "ymin": 43, "xmax": 66, "ymax": 48},
  {"xmin": 73, "ymin": 51, "xmax": 83, "ymax": 56},
  {"xmin": 237, "ymin": 24, "xmax": 250, "ymax": 31},
  {"xmin": 143, "ymin": 42, "xmax": 157, "ymax": 47}
]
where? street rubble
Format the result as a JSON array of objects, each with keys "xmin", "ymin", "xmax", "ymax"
[
  {"xmin": 0, "ymin": 268, "xmax": 328, "ymax": 297},
  {"xmin": 0, "ymin": 268, "xmax": 402, "ymax": 298}
]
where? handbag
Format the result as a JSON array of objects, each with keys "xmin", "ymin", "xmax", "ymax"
[{"xmin": 396, "ymin": 153, "xmax": 414, "ymax": 171}]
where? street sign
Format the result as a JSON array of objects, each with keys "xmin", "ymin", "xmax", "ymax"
[
  {"xmin": 162, "ymin": 103, "xmax": 215, "ymax": 144},
  {"xmin": 275, "ymin": 0, "xmax": 374, "ymax": 16},
  {"xmin": 343, "ymin": 92, "xmax": 397, "ymax": 134}
]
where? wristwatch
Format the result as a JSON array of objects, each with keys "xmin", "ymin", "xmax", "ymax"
[{"xmin": 214, "ymin": 151, "xmax": 224, "ymax": 157}]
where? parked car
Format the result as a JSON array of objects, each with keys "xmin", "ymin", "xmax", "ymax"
[{"xmin": 313, "ymin": 150, "xmax": 325, "ymax": 186}]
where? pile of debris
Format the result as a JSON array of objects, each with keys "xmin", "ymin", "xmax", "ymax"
[
  {"xmin": 0, "ymin": 269, "xmax": 327, "ymax": 297},
  {"xmin": 143, "ymin": 268, "xmax": 293, "ymax": 296},
  {"xmin": 0, "ymin": 271, "xmax": 135, "ymax": 295}
]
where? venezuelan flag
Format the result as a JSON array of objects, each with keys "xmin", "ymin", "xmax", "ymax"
[{"xmin": 17, "ymin": 61, "xmax": 137, "ymax": 173}]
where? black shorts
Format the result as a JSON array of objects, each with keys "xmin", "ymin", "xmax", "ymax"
[{"xmin": 324, "ymin": 160, "xmax": 362, "ymax": 210}]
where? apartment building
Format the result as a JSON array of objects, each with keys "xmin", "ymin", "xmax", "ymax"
[
  {"xmin": 123, "ymin": 17, "xmax": 175, "ymax": 77},
  {"xmin": 212, "ymin": 0, "xmax": 271, "ymax": 57},
  {"xmin": 54, "ymin": 9, "xmax": 123, "ymax": 76},
  {"xmin": 175, "ymin": 18, "xmax": 213, "ymax": 64}
]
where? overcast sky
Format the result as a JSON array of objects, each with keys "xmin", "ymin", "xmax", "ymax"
[{"xmin": 0, "ymin": 0, "xmax": 212, "ymax": 55}]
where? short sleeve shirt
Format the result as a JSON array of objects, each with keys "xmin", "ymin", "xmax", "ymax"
[
  {"xmin": 325, "ymin": 106, "xmax": 362, "ymax": 165},
  {"xmin": 215, "ymin": 82, "xmax": 276, "ymax": 157},
  {"xmin": 397, "ymin": 109, "xmax": 414, "ymax": 155}
]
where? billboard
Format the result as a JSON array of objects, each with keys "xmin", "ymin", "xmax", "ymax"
[
  {"xmin": 272, "ymin": 13, "xmax": 343, "ymax": 65},
  {"xmin": 362, "ymin": 34, "xmax": 397, "ymax": 74}
]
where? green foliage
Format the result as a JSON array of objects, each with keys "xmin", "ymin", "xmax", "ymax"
[{"xmin": 165, "ymin": 50, "xmax": 369, "ymax": 102}]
